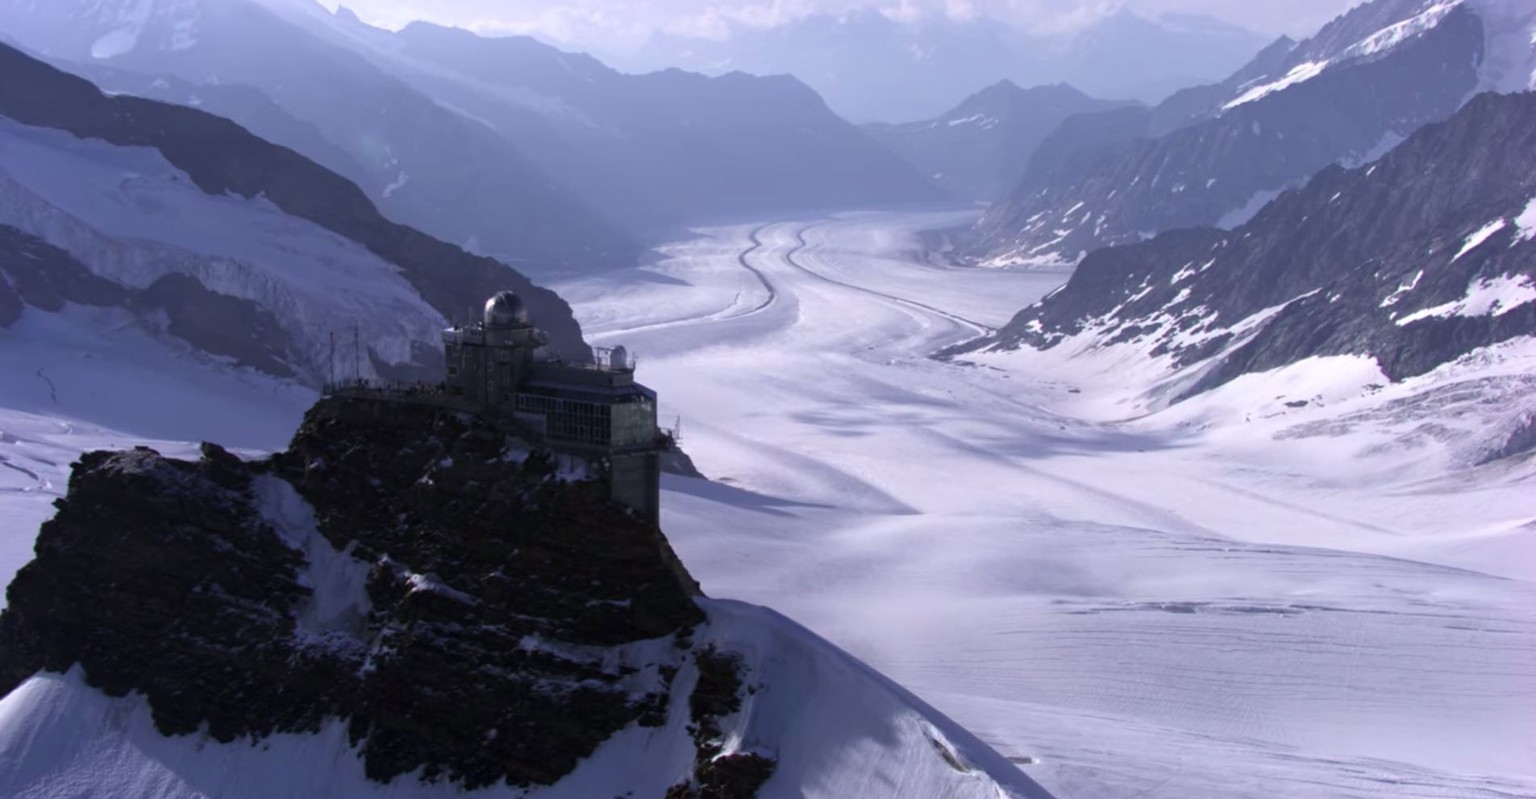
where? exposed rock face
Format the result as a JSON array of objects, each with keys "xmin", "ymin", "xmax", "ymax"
[
  {"xmin": 0, "ymin": 42, "xmax": 590, "ymax": 362},
  {"xmin": 862, "ymin": 81, "xmax": 1136, "ymax": 202},
  {"xmin": 966, "ymin": 91, "xmax": 1536, "ymax": 396},
  {"xmin": 0, "ymin": 398, "xmax": 708, "ymax": 789},
  {"xmin": 669, "ymin": 646, "xmax": 776, "ymax": 799},
  {"xmin": 970, "ymin": 0, "xmax": 1493, "ymax": 266}
]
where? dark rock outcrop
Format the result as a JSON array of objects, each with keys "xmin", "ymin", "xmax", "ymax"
[
  {"xmin": 0, "ymin": 42, "xmax": 590, "ymax": 361},
  {"xmin": 668, "ymin": 646, "xmax": 776, "ymax": 799},
  {"xmin": 0, "ymin": 398, "xmax": 708, "ymax": 789},
  {"xmin": 966, "ymin": 91, "xmax": 1536, "ymax": 395}
]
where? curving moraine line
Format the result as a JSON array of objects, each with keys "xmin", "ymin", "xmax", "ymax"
[
  {"xmin": 590, "ymin": 224, "xmax": 781, "ymax": 341},
  {"xmin": 778, "ymin": 224, "xmax": 993, "ymax": 339}
]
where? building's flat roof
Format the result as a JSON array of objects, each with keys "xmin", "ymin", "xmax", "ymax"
[{"xmin": 521, "ymin": 380, "xmax": 657, "ymax": 404}]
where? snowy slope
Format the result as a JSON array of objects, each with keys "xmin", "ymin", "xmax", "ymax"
[
  {"xmin": 0, "ymin": 598, "xmax": 1049, "ymax": 798},
  {"xmin": 1221, "ymin": 0, "xmax": 1536, "ymax": 107}
]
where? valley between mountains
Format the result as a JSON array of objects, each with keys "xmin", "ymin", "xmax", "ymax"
[
  {"xmin": 552, "ymin": 211, "xmax": 1536, "ymax": 799},
  {"xmin": 2, "ymin": 208, "xmax": 1531, "ymax": 798}
]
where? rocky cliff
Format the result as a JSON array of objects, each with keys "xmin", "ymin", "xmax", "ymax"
[
  {"xmin": 0, "ymin": 395, "xmax": 1058, "ymax": 798},
  {"xmin": 0, "ymin": 397, "xmax": 717, "ymax": 789}
]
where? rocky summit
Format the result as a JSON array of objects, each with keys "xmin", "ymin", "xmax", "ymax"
[{"xmin": 0, "ymin": 397, "xmax": 771, "ymax": 793}]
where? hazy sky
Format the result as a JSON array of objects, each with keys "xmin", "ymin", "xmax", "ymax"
[{"xmin": 317, "ymin": 0, "xmax": 1369, "ymax": 50}]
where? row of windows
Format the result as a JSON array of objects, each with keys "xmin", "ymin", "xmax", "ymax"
[{"xmin": 511, "ymin": 394, "xmax": 659, "ymax": 447}]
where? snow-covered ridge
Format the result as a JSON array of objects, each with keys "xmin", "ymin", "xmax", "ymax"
[
  {"xmin": 0, "ymin": 115, "xmax": 446, "ymax": 381},
  {"xmin": 1223, "ymin": 0, "xmax": 1536, "ymax": 110}
]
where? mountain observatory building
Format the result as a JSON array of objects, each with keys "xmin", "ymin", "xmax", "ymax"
[{"xmin": 331, "ymin": 291, "xmax": 666, "ymax": 523}]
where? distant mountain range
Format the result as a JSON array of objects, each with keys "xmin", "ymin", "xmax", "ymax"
[
  {"xmin": 963, "ymin": 89, "xmax": 1535, "ymax": 450},
  {"xmin": 0, "ymin": 0, "xmax": 944, "ymax": 261},
  {"xmin": 969, "ymin": 0, "xmax": 1536, "ymax": 268},
  {"xmin": 611, "ymin": 8, "xmax": 1270, "ymax": 123},
  {"xmin": 281, "ymin": 8, "xmax": 945, "ymax": 231},
  {"xmin": 862, "ymin": 81, "xmax": 1137, "ymax": 202}
]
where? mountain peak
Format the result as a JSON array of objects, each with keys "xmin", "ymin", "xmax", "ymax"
[{"xmin": 332, "ymin": 5, "xmax": 362, "ymax": 26}]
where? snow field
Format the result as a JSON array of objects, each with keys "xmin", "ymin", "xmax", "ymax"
[{"xmin": 552, "ymin": 211, "xmax": 1536, "ymax": 798}]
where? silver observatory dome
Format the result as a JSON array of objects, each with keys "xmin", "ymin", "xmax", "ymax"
[{"xmin": 484, "ymin": 291, "xmax": 529, "ymax": 328}]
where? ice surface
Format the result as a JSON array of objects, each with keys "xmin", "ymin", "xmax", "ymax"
[
  {"xmin": 1468, "ymin": 0, "xmax": 1536, "ymax": 93},
  {"xmin": 551, "ymin": 211, "xmax": 1536, "ymax": 798}
]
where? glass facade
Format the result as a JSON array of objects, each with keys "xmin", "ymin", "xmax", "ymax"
[{"xmin": 514, "ymin": 389, "xmax": 656, "ymax": 449}]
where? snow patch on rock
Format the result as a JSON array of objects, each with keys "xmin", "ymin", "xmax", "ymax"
[
  {"xmin": 1342, "ymin": 1, "xmax": 1462, "ymax": 60},
  {"xmin": 1397, "ymin": 273, "xmax": 1536, "ymax": 325},
  {"xmin": 1514, "ymin": 195, "xmax": 1536, "ymax": 241},
  {"xmin": 1224, "ymin": 61, "xmax": 1328, "ymax": 110},
  {"xmin": 90, "ymin": 28, "xmax": 140, "ymax": 59},
  {"xmin": 1453, "ymin": 217, "xmax": 1509, "ymax": 261},
  {"xmin": 254, "ymin": 475, "xmax": 372, "ymax": 649}
]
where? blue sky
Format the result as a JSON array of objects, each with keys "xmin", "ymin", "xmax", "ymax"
[{"xmin": 317, "ymin": 0, "xmax": 1369, "ymax": 49}]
